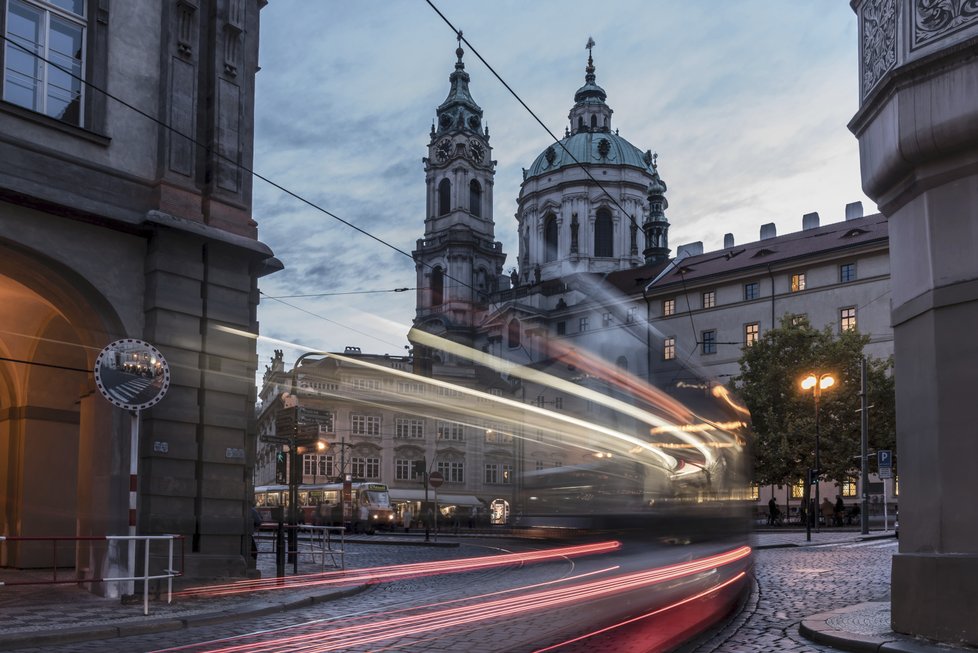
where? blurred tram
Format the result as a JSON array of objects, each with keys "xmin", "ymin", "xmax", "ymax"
[{"xmin": 255, "ymin": 481, "xmax": 395, "ymax": 531}]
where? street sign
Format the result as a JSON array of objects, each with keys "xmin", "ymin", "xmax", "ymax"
[
  {"xmin": 275, "ymin": 413, "xmax": 296, "ymax": 437},
  {"xmin": 878, "ymin": 450, "xmax": 893, "ymax": 479},
  {"xmin": 260, "ymin": 434, "xmax": 292, "ymax": 445},
  {"xmin": 428, "ymin": 471, "xmax": 444, "ymax": 488}
]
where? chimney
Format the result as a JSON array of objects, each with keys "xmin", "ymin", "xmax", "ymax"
[
  {"xmin": 760, "ymin": 223, "xmax": 777, "ymax": 240},
  {"xmin": 845, "ymin": 201, "xmax": 864, "ymax": 220},
  {"xmin": 802, "ymin": 212, "xmax": 820, "ymax": 230},
  {"xmin": 676, "ymin": 241, "xmax": 704, "ymax": 257},
  {"xmin": 723, "ymin": 233, "xmax": 735, "ymax": 248}
]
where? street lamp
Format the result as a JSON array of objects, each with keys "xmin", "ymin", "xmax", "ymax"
[{"xmin": 801, "ymin": 372, "xmax": 835, "ymax": 541}]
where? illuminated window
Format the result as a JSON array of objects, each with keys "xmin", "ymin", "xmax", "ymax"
[
  {"xmin": 791, "ymin": 273, "xmax": 806, "ymax": 292},
  {"xmin": 395, "ymin": 418, "xmax": 424, "ymax": 439},
  {"xmin": 841, "ymin": 477, "xmax": 858, "ymax": 497},
  {"xmin": 749, "ymin": 484, "xmax": 759, "ymax": 500},
  {"xmin": 663, "ymin": 336, "xmax": 676, "ymax": 360},
  {"xmin": 484, "ymin": 425, "xmax": 513, "ymax": 444},
  {"xmin": 791, "ymin": 481, "xmax": 805, "ymax": 499},
  {"xmin": 701, "ymin": 329, "xmax": 717, "ymax": 355},
  {"xmin": 702, "ymin": 290, "xmax": 716, "ymax": 309},
  {"xmin": 791, "ymin": 313, "xmax": 808, "ymax": 327},
  {"xmin": 840, "ymin": 263, "xmax": 856, "ymax": 283},
  {"xmin": 840, "ymin": 307, "xmax": 857, "ymax": 332},
  {"xmin": 663, "ymin": 298, "xmax": 675, "ymax": 316},
  {"xmin": 744, "ymin": 282, "xmax": 760, "ymax": 301},
  {"xmin": 3, "ymin": 0, "xmax": 86, "ymax": 126},
  {"xmin": 745, "ymin": 322, "xmax": 759, "ymax": 346}
]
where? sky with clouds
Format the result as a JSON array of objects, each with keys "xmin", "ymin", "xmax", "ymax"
[{"xmin": 251, "ymin": 1, "xmax": 873, "ymax": 379}]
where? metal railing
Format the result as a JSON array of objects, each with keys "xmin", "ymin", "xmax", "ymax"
[
  {"xmin": 258, "ymin": 523, "xmax": 344, "ymax": 575},
  {"xmin": 0, "ymin": 534, "xmax": 184, "ymax": 615}
]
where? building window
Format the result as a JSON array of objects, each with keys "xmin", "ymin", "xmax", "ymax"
[
  {"xmin": 841, "ymin": 477, "xmax": 858, "ymax": 497},
  {"xmin": 436, "ymin": 461, "xmax": 464, "ymax": 483},
  {"xmin": 745, "ymin": 322, "xmax": 759, "ymax": 347},
  {"xmin": 556, "ymin": 321, "xmax": 566, "ymax": 336},
  {"xmin": 438, "ymin": 178, "xmax": 451, "ymax": 215},
  {"xmin": 594, "ymin": 208, "xmax": 613, "ymax": 257},
  {"xmin": 484, "ymin": 424, "xmax": 512, "ymax": 444},
  {"xmin": 469, "ymin": 179, "xmax": 482, "ymax": 216},
  {"xmin": 397, "ymin": 381, "xmax": 425, "ymax": 394},
  {"xmin": 579, "ymin": 316, "xmax": 589, "ymax": 332},
  {"xmin": 395, "ymin": 459, "xmax": 412, "ymax": 481},
  {"xmin": 544, "ymin": 214, "xmax": 558, "ymax": 262},
  {"xmin": 303, "ymin": 454, "xmax": 333, "ymax": 478},
  {"xmin": 840, "ymin": 263, "xmax": 856, "ymax": 283},
  {"xmin": 3, "ymin": 0, "xmax": 86, "ymax": 126},
  {"xmin": 484, "ymin": 463, "xmax": 512, "ymax": 484},
  {"xmin": 744, "ymin": 282, "xmax": 760, "ymax": 301},
  {"xmin": 663, "ymin": 336, "xmax": 676, "ymax": 360},
  {"xmin": 791, "ymin": 273, "xmax": 806, "ymax": 292},
  {"xmin": 351, "ymin": 456, "xmax": 379, "ymax": 480},
  {"xmin": 395, "ymin": 418, "xmax": 424, "ymax": 439},
  {"xmin": 436, "ymin": 421, "xmax": 464, "ymax": 441},
  {"xmin": 508, "ymin": 318, "xmax": 521, "ymax": 348},
  {"xmin": 626, "ymin": 307, "xmax": 637, "ymax": 324},
  {"xmin": 535, "ymin": 460, "xmax": 545, "ymax": 471},
  {"xmin": 431, "ymin": 266, "xmax": 444, "ymax": 306},
  {"xmin": 602, "ymin": 312, "xmax": 613, "ymax": 327},
  {"xmin": 791, "ymin": 480, "xmax": 805, "ymax": 499},
  {"xmin": 351, "ymin": 378, "xmax": 381, "ymax": 391},
  {"xmin": 702, "ymin": 290, "xmax": 716, "ymax": 309},
  {"xmin": 351, "ymin": 414, "xmax": 381, "ymax": 436},
  {"xmin": 791, "ymin": 313, "xmax": 808, "ymax": 327},
  {"xmin": 701, "ymin": 329, "xmax": 717, "ymax": 355},
  {"xmin": 663, "ymin": 298, "xmax": 675, "ymax": 316},
  {"xmin": 616, "ymin": 356, "xmax": 628, "ymax": 371},
  {"xmin": 749, "ymin": 484, "xmax": 759, "ymax": 500},
  {"xmin": 840, "ymin": 307, "xmax": 857, "ymax": 332}
]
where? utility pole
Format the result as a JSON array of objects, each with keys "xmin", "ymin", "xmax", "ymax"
[{"xmin": 860, "ymin": 357, "xmax": 870, "ymax": 535}]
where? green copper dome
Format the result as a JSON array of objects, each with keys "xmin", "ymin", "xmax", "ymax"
[{"xmin": 525, "ymin": 131, "xmax": 654, "ymax": 179}]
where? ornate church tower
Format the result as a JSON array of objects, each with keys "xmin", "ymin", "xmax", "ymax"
[
  {"xmin": 412, "ymin": 37, "xmax": 506, "ymax": 373},
  {"xmin": 643, "ymin": 157, "xmax": 671, "ymax": 264}
]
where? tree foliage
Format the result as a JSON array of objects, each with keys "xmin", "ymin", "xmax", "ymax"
[{"xmin": 733, "ymin": 316, "xmax": 895, "ymax": 489}]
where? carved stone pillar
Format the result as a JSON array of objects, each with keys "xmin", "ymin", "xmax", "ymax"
[{"xmin": 849, "ymin": 0, "xmax": 978, "ymax": 646}]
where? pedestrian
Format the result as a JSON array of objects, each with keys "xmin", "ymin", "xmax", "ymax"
[
  {"xmin": 403, "ymin": 507, "xmax": 413, "ymax": 533},
  {"xmin": 768, "ymin": 497, "xmax": 779, "ymax": 526},
  {"xmin": 820, "ymin": 497, "xmax": 835, "ymax": 526},
  {"xmin": 834, "ymin": 495, "xmax": 845, "ymax": 526}
]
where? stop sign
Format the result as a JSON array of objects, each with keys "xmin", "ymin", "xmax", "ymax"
[{"xmin": 428, "ymin": 471, "xmax": 444, "ymax": 488}]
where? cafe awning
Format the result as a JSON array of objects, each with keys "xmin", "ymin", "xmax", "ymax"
[{"xmin": 388, "ymin": 488, "xmax": 485, "ymax": 507}]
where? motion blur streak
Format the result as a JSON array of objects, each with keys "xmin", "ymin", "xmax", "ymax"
[
  {"xmin": 152, "ymin": 567, "xmax": 621, "ymax": 653},
  {"xmin": 174, "ymin": 541, "xmax": 621, "ymax": 598},
  {"xmin": 531, "ymin": 571, "xmax": 748, "ymax": 653},
  {"xmin": 155, "ymin": 546, "xmax": 750, "ymax": 653}
]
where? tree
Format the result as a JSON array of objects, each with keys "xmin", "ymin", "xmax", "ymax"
[{"xmin": 733, "ymin": 316, "xmax": 895, "ymax": 492}]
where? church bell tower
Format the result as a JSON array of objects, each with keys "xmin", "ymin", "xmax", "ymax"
[{"xmin": 412, "ymin": 35, "xmax": 506, "ymax": 373}]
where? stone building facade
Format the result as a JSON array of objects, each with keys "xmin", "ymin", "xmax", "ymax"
[{"xmin": 0, "ymin": 0, "xmax": 278, "ymax": 588}]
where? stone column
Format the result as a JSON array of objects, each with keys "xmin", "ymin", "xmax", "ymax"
[{"xmin": 849, "ymin": 1, "xmax": 978, "ymax": 646}]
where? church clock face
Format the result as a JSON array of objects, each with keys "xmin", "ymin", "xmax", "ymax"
[
  {"xmin": 467, "ymin": 139, "xmax": 485, "ymax": 163},
  {"xmin": 436, "ymin": 139, "xmax": 452, "ymax": 162}
]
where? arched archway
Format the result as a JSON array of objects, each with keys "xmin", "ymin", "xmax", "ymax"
[{"xmin": 0, "ymin": 240, "xmax": 125, "ymax": 570}]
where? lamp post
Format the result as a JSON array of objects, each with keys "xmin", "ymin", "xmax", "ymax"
[{"xmin": 801, "ymin": 372, "xmax": 835, "ymax": 541}]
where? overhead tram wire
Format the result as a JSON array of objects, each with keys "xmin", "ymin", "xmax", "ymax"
[
  {"xmin": 262, "ymin": 287, "xmax": 414, "ymax": 299},
  {"xmin": 425, "ymin": 0, "xmax": 644, "ymax": 234},
  {"xmin": 0, "ymin": 33, "xmax": 481, "ymax": 304},
  {"xmin": 259, "ymin": 292, "xmax": 407, "ymax": 351}
]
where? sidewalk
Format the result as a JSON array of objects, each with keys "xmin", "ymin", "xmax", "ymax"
[
  {"xmin": 0, "ymin": 529, "xmax": 971, "ymax": 653},
  {"xmin": 753, "ymin": 528, "xmax": 974, "ymax": 653}
]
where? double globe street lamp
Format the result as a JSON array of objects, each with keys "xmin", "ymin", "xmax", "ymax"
[{"xmin": 801, "ymin": 372, "xmax": 835, "ymax": 541}]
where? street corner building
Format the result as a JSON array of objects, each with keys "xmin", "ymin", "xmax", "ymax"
[{"xmin": 0, "ymin": 0, "xmax": 280, "ymax": 590}]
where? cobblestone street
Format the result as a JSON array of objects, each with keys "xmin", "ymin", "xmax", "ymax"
[{"xmin": 685, "ymin": 536, "xmax": 899, "ymax": 652}]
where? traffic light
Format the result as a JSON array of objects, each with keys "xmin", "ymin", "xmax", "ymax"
[
  {"xmin": 275, "ymin": 451, "xmax": 287, "ymax": 484},
  {"xmin": 807, "ymin": 468, "xmax": 821, "ymax": 486}
]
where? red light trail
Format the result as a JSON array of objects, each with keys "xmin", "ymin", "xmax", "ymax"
[
  {"xmin": 175, "ymin": 540, "xmax": 621, "ymax": 598},
  {"xmin": 152, "ymin": 546, "xmax": 751, "ymax": 653}
]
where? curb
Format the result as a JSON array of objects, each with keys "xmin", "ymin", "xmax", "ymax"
[
  {"xmin": 754, "ymin": 532, "xmax": 897, "ymax": 550},
  {"xmin": 0, "ymin": 584, "xmax": 370, "ymax": 652}
]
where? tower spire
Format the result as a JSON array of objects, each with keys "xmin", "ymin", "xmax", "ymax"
[
  {"xmin": 435, "ymin": 33, "xmax": 483, "ymax": 134},
  {"xmin": 644, "ymin": 154, "xmax": 671, "ymax": 265}
]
